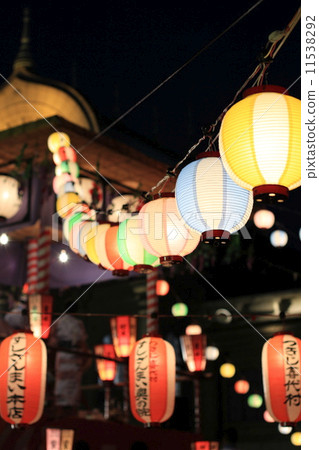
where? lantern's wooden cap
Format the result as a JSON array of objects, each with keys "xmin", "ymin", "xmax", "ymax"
[
  {"xmin": 134, "ymin": 264, "xmax": 156, "ymax": 274},
  {"xmin": 196, "ymin": 151, "xmax": 220, "ymax": 160},
  {"xmin": 112, "ymin": 269, "xmax": 129, "ymax": 277},
  {"xmin": 153, "ymin": 193, "xmax": 175, "ymax": 200},
  {"xmin": 160, "ymin": 255, "xmax": 183, "ymax": 266},
  {"xmin": 243, "ymin": 85, "xmax": 287, "ymax": 98},
  {"xmin": 253, "ymin": 184, "xmax": 289, "ymax": 203},
  {"xmin": 201, "ymin": 230, "xmax": 230, "ymax": 244}
]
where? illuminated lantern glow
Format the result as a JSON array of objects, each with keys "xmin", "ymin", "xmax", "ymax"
[
  {"xmin": 107, "ymin": 194, "xmax": 143, "ymax": 223},
  {"xmin": 55, "ymin": 161, "xmax": 80, "ymax": 179},
  {"xmin": 117, "ymin": 217, "xmax": 159, "ymax": 273},
  {"xmin": 52, "ymin": 146, "xmax": 77, "ymax": 165},
  {"xmin": 53, "ymin": 173, "xmax": 76, "ymax": 195},
  {"xmin": 75, "ymin": 177, "xmax": 103, "ymax": 209},
  {"xmin": 94, "ymin": 224, "xmax": 133, "ymax": 276},
  {"xmin": 219, "ymin": 85, "xmax": 301, "ymax": 202},
  {"xmin": 185, "ymin": 324, "xmax": 202, "ymax": 336},
  {"xmin": 253, "ymin": 209, "xmax": 275, "ymax": 229},
  {"xmin": 247, "ymin": 394, "xmax": 263, "ymax": 408},
  {"xmin": 171, "ymin": 302, "xmax": 188, "ymax": 317},
  {"xmin": 278, "ymin": 424, "xmax": 293, "ymax": 435},
  {"xmin": 47, "ymin": 132, "xmax": 71, "ymax": 153},
  {"xmin": 0, "ymin": 332, "xmax": 47, "ymax": 425},
  {"xmin": 156, "ymin": 279, "xmax": 170, "ymax": 296},
  {"xmin": 62, "ymin": 203, "xmax": 95, "ymax": 243},
  {"xmin": 180, "ymin": 334, "xmax": 207, "ymax": 372},
  {"xmin": 46, "ymin": 428, "xmax": 75, "ymax": 450},
  {"xmin": 262, "ymin": 333, "xmax": 301, "ymax": 425},
  {"xmin": 215, "ymin": 308, "xmax": 232, "ymax": 324},
  {"xmin": 0, "ymin": 175, "xmax": 23, "ymax": 220},
  {"xmin": 263, "ymin": 410, "xmax": 275, "ymax": 423},
  {"xmin": 234, "ymin": 379, "xmax": 250, "ymax": 394},
  {"xmin": 176, "ymin": 152, "xmax": 253, "ymax": 243},
  {"xmin": 270, "ymin": 230, "xmax": 288, "ymax": 248},
  {"xmin": 191, "ymin": 442, "xmax": 219, "ymax": 450},
  {"xmin": 110, "ymin": 316, "xmax": 137, "ymax": 358},
  {"xmin": 220, "ymin": 363, "xmax": 236, "ymax": 378},
  {"xmin": 56, "ymin": 192, "xmax": 80, "ymax": 219},
  {"xmin": 290, "ymin": 432, "xmax": 301, "ymax": 446},
  {"xmin": 29, "ymin": 294, "xmax": 53, "ymax": 339},
  {"xmin": 206, "ymin": 346, "xmax": 220, "ymax": 361},
  {"xmin": 129, "ymin": 336, "xmax": 176, "ymax": 425},
  {"xmin": 95, "ymin": 344, "xmax": 117, "ymax": 382},
  {"xmin": 140, "ymin": 193, "xmax": 200, "ymax": 266},
  {"xmin": 77, "ymin": 220, "xmax": 99, "ymax": 260}
]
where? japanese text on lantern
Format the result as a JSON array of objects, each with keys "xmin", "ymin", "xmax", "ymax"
[
  {"xmin": 7, "ymin": 335, "xmax": 26, "ymax": 420},
  {"xmin": 283, "ymin": 339, "xmax": 301, "ymax": 408},
  {"xmin": 135, "ymin": 339, "xmax": 150, "ymax": 418}
]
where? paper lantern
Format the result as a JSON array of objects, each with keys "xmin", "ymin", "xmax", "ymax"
[
  {"xmin": 176, "ymin": 152, "xmax": 253, "ymax": 243},
  {"xmin": 270, "ymin": 230, "xmax": 288, "ymax": 248},
  {"xmin": 95, "ymin": 224, "xmax": 133, "ymax": 276},
  {"xmin": 55, "ymin": 161, "xmax": 79, "ymax": 179},
  {"xmin": 59, "ymin": 249, "xmax": 69, "ymax": 263},
  {"xmin": 263, "ymin": 410, "xmax": 275, "ymax": 423},
  {"xmin": 290, "ymin": 432, "xmax": 301, "ymax": 446},
  {"xmin": 206, "ymin": 345, "xmax": 219, "ymax": 361},
  {"xmin": 253, "ymin": 209, "xmax": 275, "ymax": 229},
  {"xmin": 219, "ymin": 85, "xmax": 301, "ymax": 202},
  {"xmin": 262, "ymin": 333, "xmax": 301, "ymax": 425},
  {"xmin": 191, "ymin": 442, "xmax": 219, "ymax": 450},
  {"xmin": 156, "ymin": 279, "xmax": 170, "ymax": 296},
  {"xmin": 117, "ymin": 217, "xmax": 159, "ymax": 273},
  {"xmin": 129, "ymin": 336, "xmax": 176, "ymax": 425},
  {"xmin": 278, "ymin": 424, "xmax": 293, "ymax": 435},
  {"xmin": 180, "ymin": 334, "xmax": 207, "ymax": 372},
  {"xmin": 48, "ymin": 132, "xmax": 71, "ymax": 153},
  {"xmin": 110, "ymin": 316, "xmax": 137, "ymax": 358},
  {"xmin": 234, "ymin": 379, "xmax": 250, "ymax": 394},
  {"xmin": 107, "ymin": 194, "xmax": 142, "ymax": 223},
  {"xmin": 75, "ymin": 177, "xmax": 103, "ymax": 209},
  {"xmin": 247, "ymin": 394, "xmax": 263, "ymax": 408},
  {"xmin": 0, "ymin": 332, "xmax": 47, "ymax": 425},
  {"xmin": 140, "ymin": 194, "xmax": 200, "ymax": 266},
  {"xmin": 53, "ymin": 173, "xmax": 76, "ymax": 194},
  {"xmin": 0, "ymin": 233, "xmax": 9, "ymax": 245},
  {"xmin": 46, "ymin": 428, "xmax": 74, "ymax": 450},
  {"xmin": 0, "ymin": 175, "xmax": 23, "ymax": 220},
  {"xmin": 29, "ymin": 294, "xmax": 53, "ymax": 339},
  {"xmin": 95, "ymin": 344, "xmax": 117, "ymax": 382},
  {"xmin": 56, "ymin": 192, "xmax": 80, "ymax": 218},
  {"xmin": 185, "ymin": 324, "xmax": 202, "ymax": 336},
  {"xmin": 76, "ymin": 220, "xmax": 100, "ymax": 262},
  {"xmin": 171, "ymin": 303, "xmax": 188, "ymax": 317},
  {"xmin": 52, "ymin": 146, "xmax": 77, "ymax": 165},
  {"xmin": 220, "ymin": 363, "xmax": 236, "ymax": 378},
  {"xmin": 62, "ymin": 203, "xmax": 95, "ymax": 243}
]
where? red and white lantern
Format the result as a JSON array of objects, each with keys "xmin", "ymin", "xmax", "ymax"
[
  {"xmin": 110, "ymin": 315, "xmax": 137, "ymax": 358},
  {"xmin": 0, "ymin": 332, "xmax": 47, "ymax": 425},
  {"xmin": 95, "ymin": 344, "xmax": 117, "ymax": 382},
  {"xmin": 46, "ymin": 428, "xmax": 74, "ymax": 450},
  {"xmin": 180, "ymin": 334, "xmax": 207, "ymax": 372},
  {"xmin": 262, "ymin": 333, "xmax": 301, "ymax": 425},
  {"xmin": 29, "ymin": 294, "xmax": 53, "ymax": 339},
  {"xmin": 129, "ymin": 336, "xmax": 176, "ymax": 425}
]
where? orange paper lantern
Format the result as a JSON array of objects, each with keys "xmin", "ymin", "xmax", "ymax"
[
  {"xmin": 95, "ymin": 344, "xmax": 117, "ymax": 382},
  {"xmin": 156, "ymin": 279, "xmax": 170, "ymax": 296},
  {"xmin": 29, "ymin": 294, "xmax": 53, "ymax": 339},
  {"xmin": 180, "ymin": 334, "xmax": 207, "ymax": 372},
  {"xmin": 0, "ymin": 332, "xmax": 47, "ymax": 425},
  {"xmin": 191, "ymin": 442, "xmax": 219, "ymax": 450},
  {"xmin": 110, "ymin": 316, "xmax": 137, "ymax": 358},
  {"xmin": 234, "ymin": 379, "xmax": 250, "ymax": 394},
  {"xmin": 129, "ymin": 336, "xmax": 176, "ymax": 425},
  {"xmin": 262, "ymin": 333, "xmax": 301, "ymax": 425}
]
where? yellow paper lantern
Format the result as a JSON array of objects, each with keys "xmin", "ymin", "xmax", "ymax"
[
  {"xmin": 47, "ymin": 132, "xmax": 71, "ymax": 153},
  {"xmin": 220, "ymin": 363, "xmax": 236, "ymax": 378},
  {"xmin": 56, "ymin": 192, "xmax": 80, "ymax": 218},
  {"xmin": 219, "ymin": 85, "xmax": 301, "ymax": 202},
  {"xmin": 290, "ymin": 432, "xmax": 301, "ymax": 446}
]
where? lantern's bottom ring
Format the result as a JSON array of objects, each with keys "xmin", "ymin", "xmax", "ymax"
[
  {"xmin": 280, "ymin": 422, "xmax": 296, "ymax": 427},
  {"xmin": 253, "ymin": 185, "xmax": 289, "ymax": 203},
  {"xmin": 160, "ymin": 255, "xmax": 183, "ymax": 266},
  {"xmin": 134, "ymin": 264, "xmax": 155, "ymax": 274},
  {"xmin": 201, "ymin": 230, "xmax": 230, "ymax": 245},
  {"xmin": 112, "ymin": 269, "xmax": 129, "ymax": 277}
]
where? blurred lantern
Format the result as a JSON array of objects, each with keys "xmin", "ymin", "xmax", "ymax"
[
  {"xmin": 290, "ymin": 432, "xmax": 301, "ymax": 446},
  {"xmin": 171, "ymin": 302, "xmax": 188, "ymax": 317},
  {"xmin": 191, "ymin": 442, "xmax": 219, "ymax": 450},
  {"xmin": 53, "ymin": 173, "xmax": 76, "ymax": 195},
  {"xmin": 278, "ymin": 424, "xmax": 293, "ymax": 435},
  {"xmin": 107, "ymin": 194, "xmax": 142, "ymax": 223},
  {"xmin": 48, "ymin": 132, "xmax": 71, "ymax": 153},
  {"xmin": 263, "ymin": 410, "xmax": 275, "ymax": 423},
  {"xmin": 156, "ymin": 279, "xmax": 170, "ymax": 296},
  {"xmin": 220, "ymin": 363, "xmax": 236, "ymax": 378},
  {"xmin": 55, "ymin": 161, "xmax": 79, "ymax": 179},
  {"xmin": 180, "ymin": 334, "xmax": 207, "ymax": 372},
  {"xmin": 139, "ymin": 194, "xmax": 200, "ymax": 266},
  {"xmin": 75, "ymin": 177, "xmax": 103, "ymax": 209},
  {"xmin": 117, "ymin": 217, "xmax": 159, "ymax": 273},
  {"xmin": 215, "ymin": 308, "xmax": 232, "ymax": 324},
  {"xmin": 129, "ymin": 336, "xmax": 176, "ymax": 425},
  {"xmin": 95, "ymin": 344, "xmax": 117, "ymax": 382},
  {"xmin": 0, "ymin": 175, "xmax": 24, "ymax": 221},
  {"xmin": 206, "ymin": 345, "xmax": 220, "ymax": 361},
  {"xmin": 63, "ymin": 203, "xmax": 95, "ymax": 243},
  {"xmin": 46, "ymin": 428, "xmax": 75, "ymax": 450},
  {"xmin": 270, "ymin": 230, "xmax": 288, "ymax": 248},
  {"xmin": 0, "ymin": 233, "xmax": 9, "ymax": 245},
  {"xmin": 176, "ymin": 152, "xmax": 253, "ymax": 243},
  {"xmin": 185, "ymin": 324, "xmax": 202, "ymax": 336},
  {"xmin": 52, "ymin": 146, "xmax": 77, "ymax": 166},
  {"xmin": 56, "ymin": 192, "xmax": 80, "ymax": 219},
  {"xmin": 59, "ymin": 249, "xmax": 69, "ymax": 263},
  {"xmin": 262, "ymin": 333, "xmax": 301, "ymax": 425},
  {"xmin": 219, "ymin": 85, "xmax": 301, "ymax": 202},
  {"xmin": 29, "ymin": 294, "xmax": 53, "ymax": 339},
  {"xmin": 234, "ymin": 379, "xmax": 250, "ymax": 394},
  {"xmin": 76, "ymin": 220, "xmax": 99, "ymax": 260},
  {"xmin": 253, "ymin": 209, "xmax": 275, "ymax": 229},
  {"xmin": 247, "ymin": 394, "xmax": 263, "ymax": 408},
  {"xmin": 110, "ymin": 316, "xmax": 137, "ymax": 358},
  {"xmin": 95, "ymin": 224, "xmax": 133, "ymax": 276},
  {"xmin": 0, "ymin": 331, "xmax": 47, "ymax": 425}
]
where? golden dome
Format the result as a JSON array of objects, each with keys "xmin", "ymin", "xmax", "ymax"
[{"xmin": 0, "ymin": 9, "xmax": 99, "ymax": 133}]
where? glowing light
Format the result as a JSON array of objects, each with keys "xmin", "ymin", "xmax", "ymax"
[
  {"xmin": 215, "ymin": 308, "xmax": 232, "ymax": 324},
  {"xmin": 247, "ymin": 394, "xmax": 263, "ymax": 408},
  {"xmin": 278, "ymin": 424, "xmax": 293, "ymax": 435},
  {"xmin": 234, "ymin": 379, "xmax": 250, "ymax": 394},
  {"xmin": 253, "ymin": 209, "xmax": 275, "ymax": 229},
  {"xmin": 0, "ymin": 233, "xmax": 9, "ymax": 245},
  {"xmin": 220, "ymin": 363, "xmax": 236, "ymax": 378},
  {"xmin": 205, "ymin": 346, "xmax": 220, "ymax": 361},
  {"xmin": 290, "ymin": 432, "xmax": 301, "ymax": 446},
  {"xmin": 185, "ymin": 324, "xmax": 202, "ymax": 336},
  {"xmin": 263, "ymin": 410, "xmax": 275, "ymax": 423},
  {"xmin": 156, "ymin": 279, "xmax": 170, "ymax": 296},
  {"xmin": 171, "ymin": 303, "xmax": 188, "ymax": 317},
  {"xmin": 59, "ymin": 249, "xmax": 69, "ymax": 263},
  {"xmin": 270, "ymin": 230, "xmax": 288, "ymax": 247}
]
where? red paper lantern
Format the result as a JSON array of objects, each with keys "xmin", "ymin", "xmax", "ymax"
[
  {"xmin": 234, "ymin": 379, "xmax": 250, "ymax": 394},
  {"xmin": 191, "ymin": 442, "xmax": 219, "ymax": 450},
  {"xmin": 0, "ymin": 332, "xmax": 47, "ymax": 425},
  {"xmin": 110, "ymin": 316, "xmax": 137, "ymax": 358},
  {"xmin": 180, "ymin": 334, "xmax": 207, "ymax": 372},
  {"xmin": 29, "ymin": 294, "xmax": 53, "ymax": 339},
  {"xmin": 156, "ymin": 279, "xmax": 170, "ymax": 296},
  {"xmin": 262, "ymin": 333, "xmax": 301, "ymax": 425},
  {"xmin": 129, "ymin": 336, "xmax": 176, "ymax": 425},
  {"xmin": 95, "ymin": 344, "xmax": 117, "ymax": 382}
]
